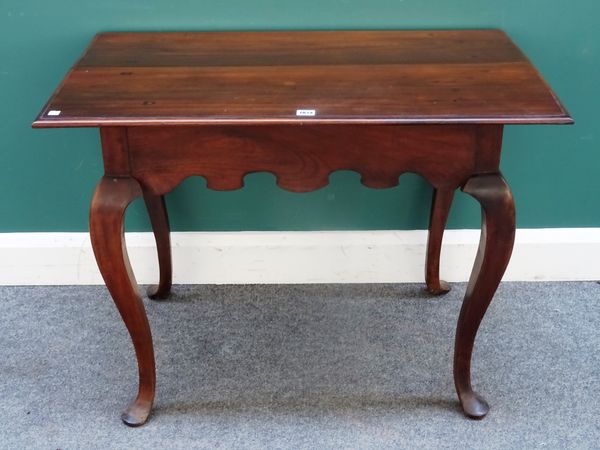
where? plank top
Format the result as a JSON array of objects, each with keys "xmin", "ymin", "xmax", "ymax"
[{"xmin": 33, "ymin": 30, "xmax": 572, "ymax": 127}]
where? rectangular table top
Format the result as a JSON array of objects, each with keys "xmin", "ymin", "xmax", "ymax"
[{"xmin": 33, "ymin": 30, "xmax": 572, "ymax": 127}]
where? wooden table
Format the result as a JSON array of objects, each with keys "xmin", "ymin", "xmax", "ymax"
[{"xmin": 33, "ymin": 30, "xmax": 572, "ymax": 426}]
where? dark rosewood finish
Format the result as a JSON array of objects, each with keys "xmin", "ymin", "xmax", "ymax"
[
  {"xmin": 426, "ymin": 188, "xmax": 455, "ymax": 295},
  {"xmin": 456, "ymin": 174, "xmax": 516, "ymax": 418},
  {"xmin": 89, "ymin": 176, "xmax": 155, "ymax": 426},
  {"xmin": 33, "ymin": 30, "xmax": 571, "ymax": 127},
  {"xmin": 127, "ymin": 124, "xmax": 480, "ymax": 194},
  {"xmin": 33, "ymin": 30, "xmax": 572, "ymax": 426},
  {"xmin": 143, "ymin": 193, "xmax": 172, "ymax": 300}
]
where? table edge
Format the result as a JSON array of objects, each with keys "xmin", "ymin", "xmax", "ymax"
[{"xmin": 32, "ymin": 115, "xmax": 574, "ymax": 128}]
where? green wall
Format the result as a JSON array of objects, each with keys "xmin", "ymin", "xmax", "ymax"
[{"xmin": 1, "ymin": 1, "xmax": 597, "ymax": 232}]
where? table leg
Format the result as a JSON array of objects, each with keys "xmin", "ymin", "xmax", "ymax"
[
  {"xmin": 425, "ymin": 188, "xmax": 455, "ymax": 295},
  {"xmin": 454, "ymin": 173, "xmax": 515, "ymax": 419},
  {"xmin": 90, "ymin": 176, "xmax": 156, "ymax": 426},
  {"xmin": 143, "ymin": 193, "xmax": 172, "ymax": 300}
]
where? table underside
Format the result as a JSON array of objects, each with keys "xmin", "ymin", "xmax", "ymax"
[
  {"xmin": 88, "ymin": 123, "xmax": 516, "ymax": 425},
  {"xmin": 98, "ymin": 124, "xmax": 503, "ymax": 193}
]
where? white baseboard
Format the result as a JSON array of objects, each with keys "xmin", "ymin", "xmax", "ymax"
[{"xmin": 0, "ymin": 229, "xmax": 598, "ymax": 285}]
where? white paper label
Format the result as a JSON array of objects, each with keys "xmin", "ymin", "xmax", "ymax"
[
  {"xmin": 48, "ymin": 110, "xmax": 61, "ymax": 116},
  {"xmin": 296, "ymin": 109, "xmax": 316, "ymax": 117}
]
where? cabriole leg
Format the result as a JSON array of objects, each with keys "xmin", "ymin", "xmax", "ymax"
[
  {"xmin": 454, "ymin": 173, "xmax": 515, "ymax": 419},
  {"xmin": 143, "ymin": 193, "xmax": 172, "ymax": 300},
  {"xmin": 425, "ymin": 187, "xmax": 455, "ymax": 295},
  {"xmin": 90, "ymin": 176, "xmax": 156, "ymax": 426}
]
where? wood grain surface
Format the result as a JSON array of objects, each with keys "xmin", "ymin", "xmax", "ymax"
[{"xmin": 33, "ymin": 30, "xmax": 572, "ymax": 127}]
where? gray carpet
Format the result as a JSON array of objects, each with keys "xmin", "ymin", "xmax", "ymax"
[{"xmin": 0, "ymin": 282, "xmax": 598, "ymax": 449}]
